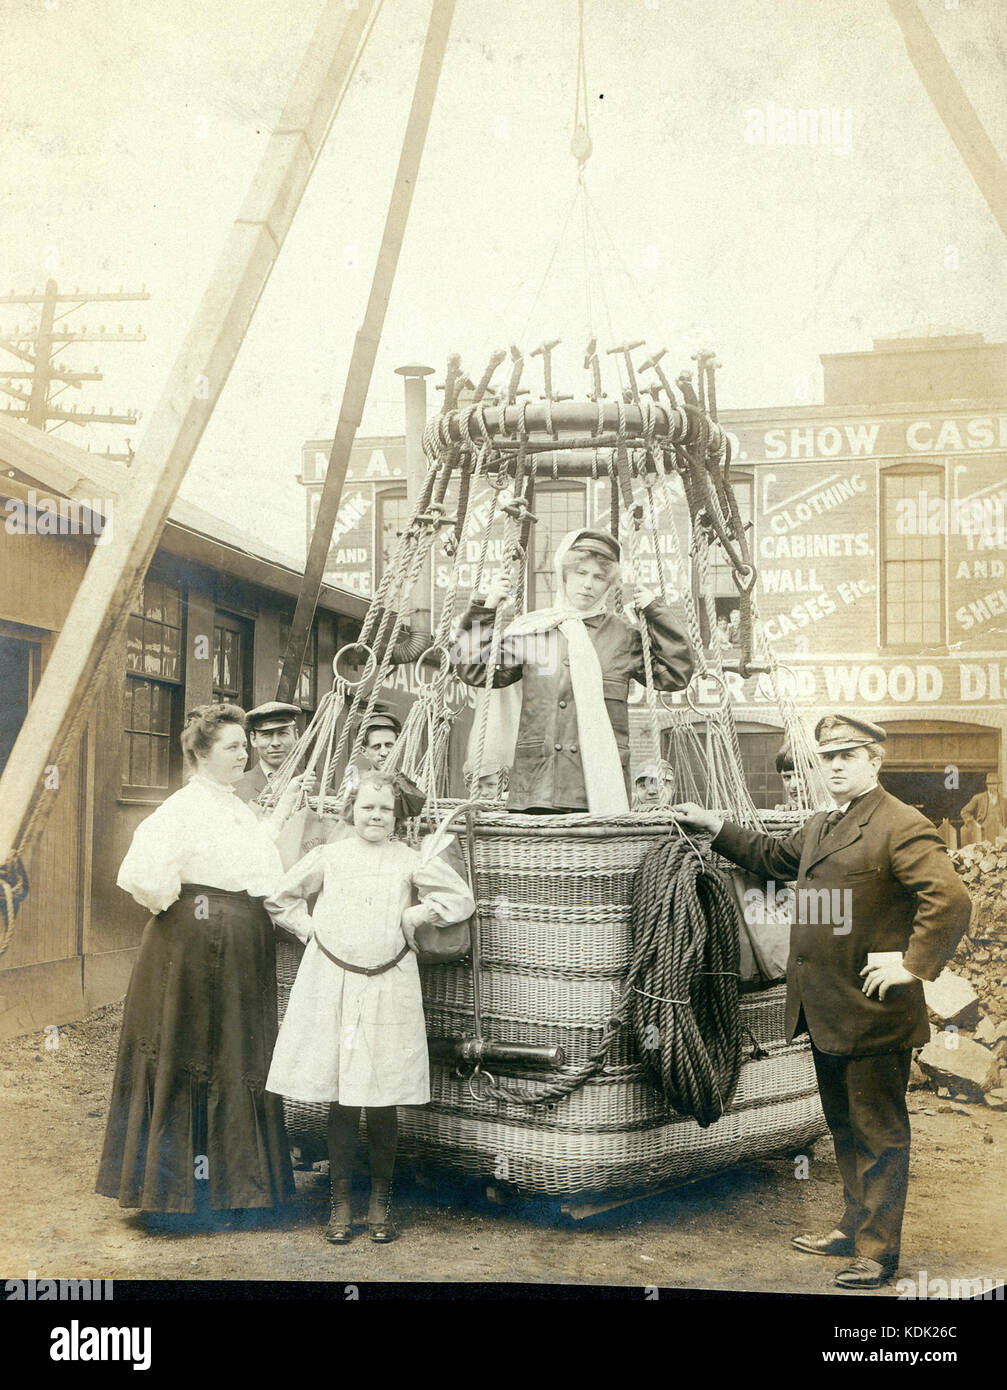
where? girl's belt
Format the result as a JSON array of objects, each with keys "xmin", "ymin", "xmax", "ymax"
[{"xmin": 313, "ymin": 936, "xmax": 410, "ymax": 976}]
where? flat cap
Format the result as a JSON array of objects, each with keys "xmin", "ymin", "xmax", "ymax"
[
  {"xmin": 359, "ymin": 710, "xmax": 402, "ymax": 739},
  {"xmin": 815, "ymin": 715, "xmax": 886, "ymax": 755},
  {"xmin": 246, "ymin": 701, "xmax": 301, "ymax": 732},
  {"xmin": 568, "ymin": 529, "xmax": 620, "ymax": 564}
]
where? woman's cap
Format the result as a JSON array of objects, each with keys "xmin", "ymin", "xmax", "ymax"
[{"xmin": 568, "ymin": 529, "xmax": 620, "ymax": 564}]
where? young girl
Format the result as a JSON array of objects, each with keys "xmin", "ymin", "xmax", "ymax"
[{"xmin": 264, "ymin": 770, "xmax": 474, "ymax": 1244}]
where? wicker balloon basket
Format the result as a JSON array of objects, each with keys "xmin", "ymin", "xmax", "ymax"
[{"xmin": 275, "ymin": 808, "xmax": 827, "ymax": 1197}]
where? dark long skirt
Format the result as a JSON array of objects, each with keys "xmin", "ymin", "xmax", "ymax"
[{"xmin": 96, "ymin": 885, "xmax": 295, "ymax": 1213}]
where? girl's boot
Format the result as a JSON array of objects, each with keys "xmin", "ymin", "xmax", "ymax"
[
  {"xmin": 365, "ymin": 1106, "xmax": 399, "ymax": 1242},
  {"xmin": 366, "ymin": 1177, "xmax": 397, "ymax": 1243},
  {"xmin": 325, "ymin": 1176, "xmax": 353, "ymax": 1244},
  {"xmin": 325, "ymin": 1103, "xmax": 360, "ymax": 1244}
]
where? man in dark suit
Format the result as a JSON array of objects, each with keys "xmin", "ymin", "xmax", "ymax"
[
  {"xmin": 234, "ymin": 702, "xmax": 301, "ymax": 805},
  {"xmin": 672, "ymin": 715, "xmax": 972, "ymax": 1288}
]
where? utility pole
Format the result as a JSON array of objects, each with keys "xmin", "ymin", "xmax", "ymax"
[{"xmin": 0, "ymin": 279, "xmax": 149, "ymax": 461}]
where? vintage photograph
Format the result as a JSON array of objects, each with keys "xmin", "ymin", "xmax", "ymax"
[{"xmin": 1, "ymin": 0, "xmax": 1005, "ymax": 1344}]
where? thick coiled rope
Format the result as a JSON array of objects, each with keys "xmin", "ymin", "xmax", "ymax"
[{"xmin": 626, "ymin": 837, "xmax": 743, "ymax": 1128}]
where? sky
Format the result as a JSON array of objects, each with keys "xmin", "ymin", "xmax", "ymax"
[{"xmin": 4, "ymin": 0, "xmax": 1007, "ymax": 560}]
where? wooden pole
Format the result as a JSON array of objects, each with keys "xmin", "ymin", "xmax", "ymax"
[
  {"xmin": 277, "ymin": 0, "xmax": 457, "ymax": 702},
  {"xmin": 0, "ymin": 0, "xmax": 378, "ymax": 877},
  {"xmin": 886, "ymin": 0, "xmax": 1007, "ymax": 242}
]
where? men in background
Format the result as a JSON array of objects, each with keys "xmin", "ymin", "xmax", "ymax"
[
  {"xmin": 671, "ymin": 715, "xmax": 971, "ymax": 1288},
  {"xmin": 960, "ymin": 771, "xmax": 1004, "ymax": 845},
  {"xmin": 774, "ymin": 742, "xmax": 798, "ymax": 810},
  {"xmin": 356, "ymin": 708, "xmax": 425, "ymax": 821},
  {"xmin": 633, "ymin": 761, "xmax": 676, "ymax": 809},
  {"xmin": 727, "ymin": 608, "xmax": 742, "ymax": 646},
  {"xmin": 234, "ymin": 702, "xmax": 301, "ymax": 805}
]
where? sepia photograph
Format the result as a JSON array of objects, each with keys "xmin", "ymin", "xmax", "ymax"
[{"xmin": 1, "ymin": 0, "xmax": 1005, "ymax": 1359}]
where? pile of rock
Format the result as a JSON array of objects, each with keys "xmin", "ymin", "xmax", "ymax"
[
  {"xmin": 949, "ymin": 837, "xmax": 1007, "ymax": 1023},
  {"xmin": 910, "ymin": 967, "xmax": 1007, "ymax": 1111}
]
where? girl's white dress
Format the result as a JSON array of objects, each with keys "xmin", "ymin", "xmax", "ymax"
[{"xmin": 264, "ymin": 836, "xmax": 474, "ymax": 1107}]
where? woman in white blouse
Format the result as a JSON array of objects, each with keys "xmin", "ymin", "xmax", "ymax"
[{"xmin": 96, "ymin": 703, "xmax": 300, "ymax": 1217}]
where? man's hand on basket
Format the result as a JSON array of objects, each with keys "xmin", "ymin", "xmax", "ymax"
[{"xmin": 668, "ymin": 802, "xmax": 725, "ymax": 839}]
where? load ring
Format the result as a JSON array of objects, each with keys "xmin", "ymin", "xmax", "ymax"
[{"xmin": 332, "ymin": 641, "xmax": 377, "ymax": 689}]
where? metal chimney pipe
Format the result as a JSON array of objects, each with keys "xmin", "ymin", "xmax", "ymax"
[{"xmin": 395, "ymin": 363, "xmax": 434, "ymax": 632}]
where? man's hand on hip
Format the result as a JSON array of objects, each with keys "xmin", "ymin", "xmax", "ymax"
[{"xmin": 861, "ymin": 957, "xmax": 916, "ymax": 1000}]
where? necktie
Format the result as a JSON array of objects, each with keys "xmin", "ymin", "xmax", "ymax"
[{"xmin": 824, "ymin": 808, "xmax": 845, "ymax": 831}]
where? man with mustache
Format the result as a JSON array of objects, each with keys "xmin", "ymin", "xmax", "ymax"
[{"xmin": 672, "ymin": 715, "xmax": 971, "ymax": 1288}]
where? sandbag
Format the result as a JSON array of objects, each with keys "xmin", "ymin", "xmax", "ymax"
[
  {"xmin": 413, "ymin": 831, "xmax": 472, "ymax": 965},
  {"xmin": 725, "ymin": 867, "xmax": 791, "ymax": 985}
]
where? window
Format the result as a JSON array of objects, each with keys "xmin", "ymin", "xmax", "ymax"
[
  {"xmin": 212, "ymin": 612, "xmax": 253, "ymax": 706},
  {"xmin": 278, "ymin": 619, "xmax": 317, "ymax": 712},
  {"xmin": 882, "ymin": 468, "xmax": 944, "ymax": 648},
  {"xmin": 377, "ymin": 487, "xmax": 410, "ymax": 584},
  {"xmin": 0, "ymin": 624, "xmax": 41, "ymax": 778},
  {"xmin": 529, "ymin": 485, "xmax": 588, "ymax": 607},
  {"xmin": 123, "ymin": 577, "xmax": 185, "ymax": 791}
]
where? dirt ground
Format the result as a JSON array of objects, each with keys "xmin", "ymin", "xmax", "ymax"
[{"xmin": 1, "ymin": 1001, "xmax": 1004, "ymax": 1295}]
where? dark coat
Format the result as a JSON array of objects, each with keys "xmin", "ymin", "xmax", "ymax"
[
  {"xmin": 713, "ymin": 785, "xmax": 972, "ymax": 1055},
  {"xmin": 234, "ymin": 762, "xmax": 270, "ymax": 805},
  {"xmin": 453, "ymin": 598, "xmax": 694, "ymax": 811}
]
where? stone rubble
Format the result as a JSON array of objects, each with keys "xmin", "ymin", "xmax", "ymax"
[{"xmin": 906, "ymin": 838, "xmax": 1007, "ymax": 1111}]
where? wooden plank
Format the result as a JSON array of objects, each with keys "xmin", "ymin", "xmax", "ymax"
[
  {"xmin": 887, "ymin": 0, "xmax": 1007, "ymax": 242},
  {"xmin": 277, "ymin": 0, "xmax": 458, "ymax": 701},
  {"xmin": 0, "ymin": 956, "xmax": 85, "ymax": 1041},
  {"xmin": 0, "ymin": 0, "xmax": 379, "ymax": 892}
]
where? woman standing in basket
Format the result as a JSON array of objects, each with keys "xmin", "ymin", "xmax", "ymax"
[
  {"xmin": 96, "ymin": 703, "xmax": 302, "ymax": 1217},
  {"xmin": 452, "ymin": 529, "xmax": 694, "ymax": 814}
]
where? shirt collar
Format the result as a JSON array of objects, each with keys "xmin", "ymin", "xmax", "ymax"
[
  {"xmin": 834, "ymin": 782, "xmax": 879, "ymax": 813},
  {"xmin": 191, "ymin": 772, "xmax": 237, "ymax": 797}
]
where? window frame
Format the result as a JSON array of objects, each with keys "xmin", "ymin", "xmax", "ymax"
[
  {"xmin": 212, "ymin": 610, "xmax": 254, "ymax": 708},
  {"xmin": 880, "ymin": 463, "xmax": 946, "ymax": 653},
  {"xmin": 527, "ymin": 482, "xmax": 589, "ymax": 610},
  {"xmin": 121, "ymin": 575, "xmax": 187, "ymax": 801}
]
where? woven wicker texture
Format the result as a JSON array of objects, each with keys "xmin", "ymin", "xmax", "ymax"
[{"xmin": 275, "ymin": 809, "xmax": 828, "ymax": 1193}]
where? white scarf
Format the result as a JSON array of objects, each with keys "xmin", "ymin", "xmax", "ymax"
[{"xmin": 466, "ymin": 531, "xmax": 630, "ymax": 814}]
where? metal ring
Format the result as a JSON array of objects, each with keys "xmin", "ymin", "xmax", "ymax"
[
  {"xmin": 466, "ymin": 1068, "xmax": 497, "ymax": 1102},
  {"xmin": 686, "ymin": 670, "xmax": 730, "ymax": 715},
  {"xmin": 412, "ymin": 644, "xmax": 452, "ymax": 688},
  {"xmin": 331, "ymin": 641, "xmax": 377, "ymax": 689}
]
